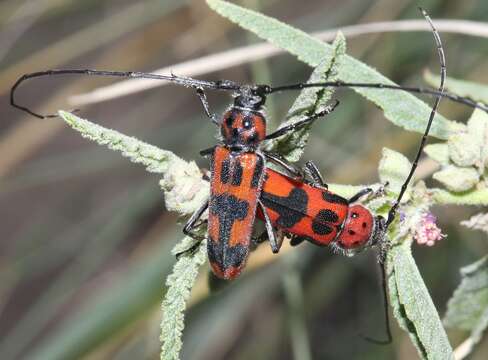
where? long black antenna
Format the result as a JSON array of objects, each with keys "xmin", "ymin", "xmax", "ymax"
[
  {"xmin": 360, "ymin": 262, "xmax": 392, "ymax": 345},
  {"xmin": 10, "ymin": 69, "xmax": 241, "ymax": 119},
  {"xmin": 386, "ymin": 8, "xmax": 446, "ymax": 227},
  {"xmin": 362, "ymin": 8, "xmax": 446, "ymax": 347},
  {"xmin": 10, "ymin": 68, "xmax": 485, "ymax": 120},
  {"xmin": 266, "ymin": 81, "xmax": 487, "ymax": 113}
]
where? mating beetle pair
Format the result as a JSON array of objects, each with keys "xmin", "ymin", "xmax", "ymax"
[{"xmin": 10, "ymin": 8, "xmax": 485, "ymax": 345}]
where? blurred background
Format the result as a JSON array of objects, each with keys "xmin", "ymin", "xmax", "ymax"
[{"xmin": 1, "ymin": 0, "xmax": 487, "ymax": 359}]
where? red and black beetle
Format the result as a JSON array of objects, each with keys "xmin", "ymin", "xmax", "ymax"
[{"xmin": 182, "ymin": 86, "xmax": 339, "ymax": 279}]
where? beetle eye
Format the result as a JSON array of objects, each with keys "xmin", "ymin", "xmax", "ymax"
[{"xmin": 225, "ymin": 115, "xmax": 234, "ymax": 127}]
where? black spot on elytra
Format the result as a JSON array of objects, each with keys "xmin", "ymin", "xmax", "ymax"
[
  {"xmin": 208, "ymin": 194, "xmax": 250, "ymax": 274},
  {"xmin": 207, "ymin": 235, "xmax": 248, "ymax": 273},
  {"xmin": 311, "ymin": 209, "xmax": 337, "ymax": 235},
  {"xmin": 210, "ymin": 194, "xmax": 249, "ymax": 245},
  {"xmin": 220, "ymin": 159, "xmax": 230, "ymax": 184},
  {"xmin": 251, "ymin": 156, "xmax": 264, "ymax": 188},
  {"xmin": 261, "ymin": 188, "xmax": 308, "ymax": 228},
  {"xmin": 322, "ymin": 191, "xmax": 348, "ymax": 205},
  {"xmin": 231, "ymin": 162, "xmax": 243, "ymax": 186}
]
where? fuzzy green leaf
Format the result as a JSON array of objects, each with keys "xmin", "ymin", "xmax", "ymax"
[
  {"xmin": 432, "ymin": 166, "xmax": 480, "ymax": 192},
  {"xmin": 444, "ymin": 256, "xmax": 488, "ymax": 352},
  {"xmin": 160, "ymin": 238, "xmax": 207, "ymax": 360},
  {"xmin": 378, "ymin": 148, "xmax": 412, "ymax": 193},
  {"xmin": 424, "ymin": 143, "xmax": 450, "ymax": 165},
  {"xmin": 58, "ymin": 111, "xmax": 209, "ymax": 216},
  {"xmin": 432, "ymin": 188, "xmax": 488, "ymax": 205},
  {"xmin": 266, "ymin": 32, "xmax": 345, "ymax": 161},
  {"xmin": 59, "ymin": 110, "xmax": 182, "ymax": 174},
  {"xmin": 448, "ymin": 133, "xmax": 479, "ymax": 167},
  {"xmin": 424, "ymin": 70, "xmax": 488, "ymax": 105},
  {"xmin": 388, "ymin": 239, "xmax": 453, "ymax": 360},
  {"xmin": 206, "ymin": 0, "xmax": 460, "ymax": 140},
  {"xmin": 467, "ymin": 109, "xmax": 488, "ymax": 171}
]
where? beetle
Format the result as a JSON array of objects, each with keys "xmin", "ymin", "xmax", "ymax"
[
  {"xmin": 182, "ymin": 86, "xmax": 340, "ymax": 279},
  {"xmin": 257, "ymin": 165, "xmax": 384, "ymax": 256}
]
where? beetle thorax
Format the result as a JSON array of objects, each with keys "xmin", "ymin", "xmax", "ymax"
[{"xmin": 220, "ymin": 107, "xmax": 266, "ymax": 150}]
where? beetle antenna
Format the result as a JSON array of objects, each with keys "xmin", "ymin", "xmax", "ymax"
[
  {"xmin": 265, "ymin": 81, "xmax": 485, "ymax": 113},
  {"xmin": 360, "ymin": 261, "xmax": 392, "ymax": 345},
  {"xmin": 385, "ymin": 7, "xmax": 445, "ymax": 227},
  {"xmin": 10, "ymin": 69, "xmax": 242, "ymax": 119}
]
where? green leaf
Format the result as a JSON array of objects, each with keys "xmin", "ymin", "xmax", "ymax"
[
  {"xmin": 160, "ymin": 238, "xmax": 207, "ymax": 360},
  {"xmin": 424, "ymin": 143, "xmax": 450, "ymax": 165},
  {"xmin": 424, "ymin": 70, "xmax": 488, "ymax": 105},
  {"xmin": 59, "ymin": 110, "xmax": 182, "ymax": 174},
  {"xmin": 467, "ymin": 109, "xmax": 488, "ymax": 172},
  {"xmin": 388, "ymin": 239, "xmax": 453, "ymax": 360},
  {"xmin": 206, "ymin": 0, "xmax": 460, "ymax": 140},
  {"xmin": 448, "ymin": 133, "xmax": 479, "ymax": 167},
  {"xmin": 266, "ymin": 32, "xmax": 345, "ymax": 162},
  {"xmin": 432, "ymin": 166, "xmax": 480, "ymax": 192},
  {"xmin": 58, "ymin": 111, "xmax": 209, "ymax": 216},
  {"xmin": 444, "ymin": 256, "xmax": 488, "ymax": 353},
  {"xmin": 378, "ymin": 148, "xmax": 412, "ymax": 193},
  {"xmin": 432, "ymin": 188, "xmax": 488, "ymax": 205}
]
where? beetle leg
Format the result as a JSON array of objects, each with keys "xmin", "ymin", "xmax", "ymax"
[
  {"xmin": 177, "ymin": 200, "xmax": 209, "ymax": 258},
  {"xmin": 264, "ymin": 100, "xmax": 339, "ymax": 140},
  {"xmin": 264, "ymin": 152, "xmax": 304, "ymax": 180},
  {"xmin": 258, "ymin": 200, "xmax": 283, "ymax": 253},
  {"xmin": 303, "ymin": 160, "xmax": 328, "ymax": 188},
  {"xmin": 195, "ymin": 87, "xmax": 219, "ymax": 124}
]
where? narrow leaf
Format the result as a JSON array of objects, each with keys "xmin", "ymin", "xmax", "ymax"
[
  {"xmin": 266, "ymin": 32, "xmax": 345, "ymax": 161},
  {"xmin": 388, "ymin": 239, "xmax": 453, "ymax": 360},
  {"xmin": 58, "ymin": 111, "xmax": 209, "ymax": 216},
  {"xmin": 160, "ymin": 238, "xmax": 207, "ymax": 360},
  {"xmin": 59, "ymin": 110, "xmax": 182, "ymax": 174},
  {"xmin": 206, "ymin": 0, "xmax": 460, "ymax": 140},
  {"xmin": 424, "ymin": 70, "xmax": 488, "ymax": 105}
]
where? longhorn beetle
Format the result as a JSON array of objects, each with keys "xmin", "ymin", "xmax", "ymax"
[
  {"xmin": 9, "ymin": 10, "xmax": 482, "ymax": 281},
  {"xmin": 253, "ymin": 9, "xmax": 446, "ymax": 343}
]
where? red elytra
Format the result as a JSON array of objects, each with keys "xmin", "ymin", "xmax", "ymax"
[{"xmin": 257, "ymin": 168, "xmax": 384, "ymax": 255}]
